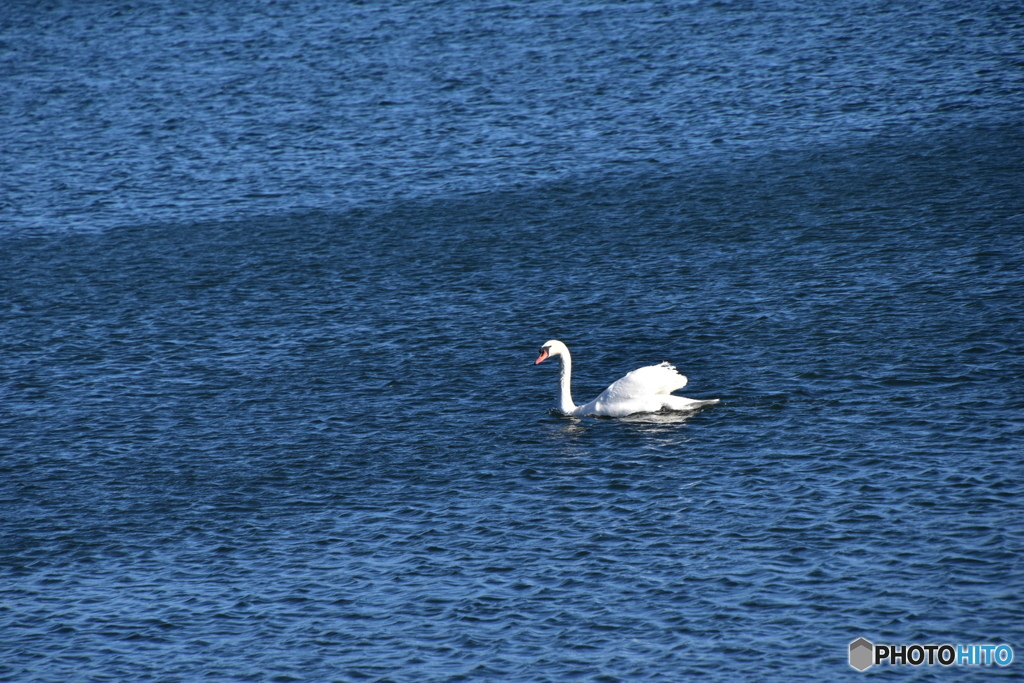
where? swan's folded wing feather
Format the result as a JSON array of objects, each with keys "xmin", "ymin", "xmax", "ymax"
[{"xmin": 600, "ymin": 362, "xmax": 688, "ymax": 402}]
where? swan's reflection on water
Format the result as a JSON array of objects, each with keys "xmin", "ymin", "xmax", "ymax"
[
  {"xmin": 540, "ymin": 404, "xmax": 718, "ymax": 448},
  {"xmin": 617, "ymin": 409, "xmax": 708, "ymax": 426}
]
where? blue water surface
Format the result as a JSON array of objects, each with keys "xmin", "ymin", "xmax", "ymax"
[{"xmin": 2, "ymin": 1, "xmax": 1023, "ymax": 680}]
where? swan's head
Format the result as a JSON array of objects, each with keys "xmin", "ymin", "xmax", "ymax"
[{"xmin": 535, "ymin": 339, "xmax": 568, "ymax": 365}]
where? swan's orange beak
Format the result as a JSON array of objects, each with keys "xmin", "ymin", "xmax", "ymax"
[{"xmin": 535, "ymin": 349, "xmax": 550, "ymax": 365}]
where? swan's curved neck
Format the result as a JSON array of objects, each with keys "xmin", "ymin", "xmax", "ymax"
[{"xmin": 557, "ymin": 350, "xmax": 577, "ymax": 414}]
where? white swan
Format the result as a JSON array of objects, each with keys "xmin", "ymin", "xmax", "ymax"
[{"xmin": 535, "ymin": 339, "xmax": 719, "ymax": 418}]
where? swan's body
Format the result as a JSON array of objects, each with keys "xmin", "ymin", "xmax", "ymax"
[{"xmin": 535, "ymin": 340, "xmax": 718, "ymax": 418}]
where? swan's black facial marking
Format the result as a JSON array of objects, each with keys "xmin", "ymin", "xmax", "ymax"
[{"xmin": 535, "ymin": 345, "xmax": 552, "ymax": 365}]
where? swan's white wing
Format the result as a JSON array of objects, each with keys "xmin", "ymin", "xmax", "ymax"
[
  {"xmin": 600, "ymin": 362, "xmax": 688, "ymax": 401},
  {"xmin": 568, "ymin": 359, "xmax": 715, "ymax": 418}
]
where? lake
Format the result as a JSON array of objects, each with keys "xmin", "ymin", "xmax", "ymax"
[{"xmin": 2, "ymin": 1, "xmax": 1023, "ymax": 680}]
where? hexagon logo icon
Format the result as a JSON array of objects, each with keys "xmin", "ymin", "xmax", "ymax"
[{"xmin": 849, "ymin": 638, "xmax": 874, "ymax": 671}]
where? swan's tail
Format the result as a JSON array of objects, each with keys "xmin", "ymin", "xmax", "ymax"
[{"xmin": 661, "ymin": 396, "xmax": 719, "ymax": 412}]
